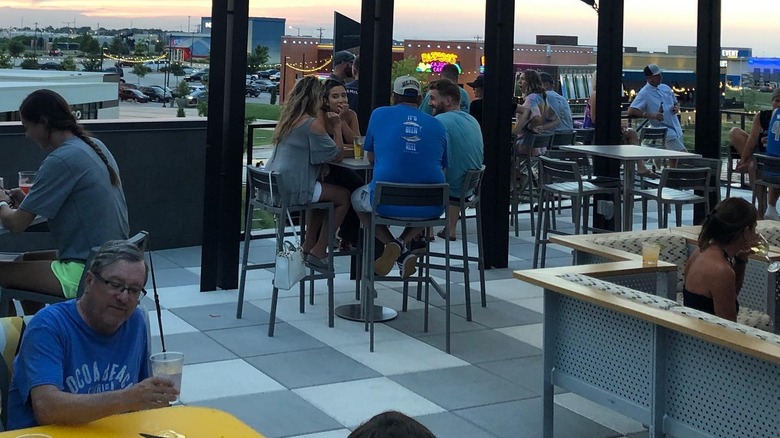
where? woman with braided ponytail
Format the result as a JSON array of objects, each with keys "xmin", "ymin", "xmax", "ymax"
[
  {"xmin": 683, "ymin": 197, "xmax": 758, "ymax": 321},
  {"xmin": 0, "ymin": 89, "xmax": 129, "ymax": 313}
]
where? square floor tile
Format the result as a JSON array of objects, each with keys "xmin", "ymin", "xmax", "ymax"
[
  {"xmin": 415, "ymin": 411, "xmax": 499, "ymax": 438},
  {"xmin": 419, "ymin": 329, "xmax": 541, "ymax": 364},
  {"xmin": 180, "ymin": 359, "xmax": 284, "ymax": 403},
  {"xmin": 245, "ymin": 347, "xmax": 381, "ymax": 389},
  {"xmin": 450, "ymin": 300, "xmax": 543, "ymax": 329},
  {"xmin": 193, "ymin": 391, "xmax": 343, "ymax": 438},
  {"xmin": 454, "ymin": 398, "xmax": 619, "ymax": 438},
  {"xmin": 145, "ymin": 309, "xmax": 198, "ymax": 336},
  {"xmin": 509, "ymin": 297, "xmax": 544, "ymax": 314},
  {"xmin": 170, "ymin": 301, "xmax": 267, "ymax": 331},
  {"xmin": 475, "ymin": 356, "xmax": 566, "ymax": 397},
  {"xmin": 147, "ymin": 267, "xmax": 201, "ymax": 288},
  {"xmin": 287, "ymin": 317, "xmax": 411, "ymax": 348},
  {"xmin": 251, "ymin": 293, "xmax": 343, "ymax": 324},
  {"xmin": 496, "ymin": 323, "xmax": 543, "ymax": 349},
  {"xmin": 384, "ymin": 306, "xmax": 486, "ymax": 338},
  {"xmin": 390, "ymin": 365, "xmax": 535, "ymax": 410},
  {"xmin": 484, "ymin": 279, "xmax": 545, "ymax": 301},
  {"xmin": 154, "ymin": 246, "xmax": 202, "ymax": 268},
  {"xmin": 334, "ymin": 337, "xmax": 468, "ymax": 375},
  {"xmin": 555, "ymin": 393, "xmax": 646, "ymax": 435},
  {"xmin": 205, "ymin": 323, "xmax": 326, "ymax": 357},
  {"xmin": 294, "ymin": 377, "xmax": 445, "ymax": 428},
  {"xmin": 156, "ymin": 285, "xmax": 238, "ymax": 309},
  {"xmin": 150, "ymin": 331, "xmax": 237, "ymax": 365}
]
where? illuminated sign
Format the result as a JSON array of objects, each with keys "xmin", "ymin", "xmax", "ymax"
[
  {"xmin": 417, "ymin": 51, "xmax": 460, "ymax": 73},
  {"xmin": 720, "ymin": 60, "xmax": 728, "ymax": 68},
  {"xmin": 722, "ymin": 49, "xmax": 738, "ymax": 58},
  {"xmin": 204, "ymin": 21, "xmax": 212, "ymax": 29}
]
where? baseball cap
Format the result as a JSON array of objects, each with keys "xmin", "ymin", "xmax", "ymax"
[
  {"xmin": 333, "ymin": 50, "xmax": 356, "ymax": 66},
  {"xmin": 467, "ymin": 75, "xmax": 484, "ymax": 88},
  {"xmin": 539, "ymin": 72, "xmax": 555, "ymax": 84},
  {"xmin": 644, "ymin": 64, "xmax": 662, "ymax": 76},
  {"xmin": 393, "ymin": 75, "xmax": 421, "ymax": 96}
]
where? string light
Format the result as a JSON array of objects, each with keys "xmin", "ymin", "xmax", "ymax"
[
  {"xmin": 103, "ymin": 52, "xmax": 168, "ymax": 64},
  {"xmin": 286, "ymin": 57, "xmax": 332, "ymax": 73}
]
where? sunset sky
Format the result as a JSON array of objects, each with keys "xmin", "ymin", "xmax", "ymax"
[{"xmin": 1, "ymin": 1, "xmax": 778, "ymax": 56}]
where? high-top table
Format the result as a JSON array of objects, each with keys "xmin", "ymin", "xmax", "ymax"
[
  {"xmin": 559, "ymin": 145, "xmax": 701, "ymax": 231},
  {"xmin": 0, "ymin": 406, "xmax": 265, "ymax": 437}
]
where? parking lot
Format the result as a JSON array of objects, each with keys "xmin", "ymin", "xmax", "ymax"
[{"xmin": 119, "ymin": 71, "xmax": 278, "ymax": 106}]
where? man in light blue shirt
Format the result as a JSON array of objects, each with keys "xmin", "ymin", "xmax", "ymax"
[
  {"xmin": 428, "ymin": 78, "xmax": 484, "ymax": 241},
  {"xmin": 539, "ymin": 72, "xmax": 574, "ymax": 132},
  {"xmin": 628, "ymin": 64, "xmax": 686, "ymax": 166},
  {"xmin": 420, "ymin": 63, "xmax": 470, "ymax": 115}
]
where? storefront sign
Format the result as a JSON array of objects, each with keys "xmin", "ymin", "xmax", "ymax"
[{"xmin": 417, "ymin": 51, "xmax": 460, "ymax": 73}]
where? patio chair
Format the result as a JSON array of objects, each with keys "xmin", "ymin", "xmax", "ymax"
[
  {"xmin": 551, "ymin": 131, "xmax": 577, "ymax": 149},
  {"xmin": 724, "ymin": 143, "xmax": 748, "ymax": 198},
  {"xmin": 363, "ymin": 182, "xmax": 452, "ymax": 352},
  {"xmin": 0, "ymin": 231, "xmax": 149, "ymax": 317},
  {"xmin": 638, "ymin": 126, "xmax": 668, "ymax": 171},
  {"xmin": 677, "ymin": 156, "xmax": 722, "ymax": 205},
  {"xmin": 237, "ymin": 166, "xmax": 336, "ymax": 337},
  {"xmin": 533, "ymin": 156, "xmax": 622, "ymax": 268},
  {"xmin": 754, "ymin": 154, "xmax": 780, "ymax": 218},
  {"xmin": 574, "ymin": 127, "xmax": 595, "ymax": 145},
  {"xmin": 633, "ymin": 167, "xmax": 711, "ymax": 229},
  {"xmin": 424, "ymin": 166, "xmax": 487, "ymax": 319},
  {"xmin": 511, "ymin": 132, "xmax": 554, "ymax": 237}
]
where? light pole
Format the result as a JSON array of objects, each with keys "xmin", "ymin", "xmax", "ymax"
[{"xmin": 289, "ymin": 26, "xmax": 300, "ymax": 37}]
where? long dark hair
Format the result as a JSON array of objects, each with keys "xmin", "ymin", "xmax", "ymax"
[
  {"xmin": 522, "ymin": 70, "xmax": 547, "ymax": 100},
  {"xmin": 273, "ymin": 76, "xmax": 322, "ymax": 145},
  {"xmin": 20, "ymin": 89, "xmax": 120, "ymax": 186},
  {"xmin": 698, "ymin": 197, "xmax": 757, "ymax": 250}
]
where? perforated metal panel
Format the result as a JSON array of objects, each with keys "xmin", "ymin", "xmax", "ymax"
[
  {"xmin": 606, "ymin": 273, "xmax": 664, "ymax": 294},
  {"xmin": 665, "ymin": 330, "xmax": 780, "ymax": 437},
  {"xmin": 740, "ymin": 260, "xmax": 771, "ymax": 313},
  {"xmin": 553, "ymin": 295, "xmax": 653, "ymax": 408}
]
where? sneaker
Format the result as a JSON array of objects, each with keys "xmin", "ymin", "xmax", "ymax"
[
  {"xmin": 396, "ymin": 250, "xmax": 417, "ymax": 279},
  {"xmin": 374, "ymin": 240, "xmax": 402, "ymax": 276}
]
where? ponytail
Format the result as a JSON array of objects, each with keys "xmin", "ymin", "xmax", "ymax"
[{"xmin": 698, "ymin": 197, "xmax": 756, "ymax": 250}]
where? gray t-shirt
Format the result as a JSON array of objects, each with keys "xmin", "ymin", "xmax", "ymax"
[
  {"xmin": 20, "ymin": 136, "xmax": 129, "ymax": 261},
  {"xmin": 264, "ymin": 118, "xmax": 340, "ymax": 205},
  {"xmin": 546, "ymin": 90, "xmax": 574, "ymax": 132}
]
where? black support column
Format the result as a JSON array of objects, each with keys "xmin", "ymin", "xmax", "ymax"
[
  {"xmin": 482, "ymin": 0, "xmax": 515, "ymax": 268},
  {"xmin": 200, "ymin": 0, "xmax": 249, "ymax": 291},
  {"xmin": 358, "ymin": 0, "xmax": 394, "ymax": 129},
  {"xmin": 694, "ymin": 0, "xmax": 721, "ymax": 220},
  {"xmin": 592, "ymin": 0, "xmax": 624, "ymax": 231}
]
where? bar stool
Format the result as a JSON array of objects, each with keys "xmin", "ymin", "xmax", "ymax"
[
  {"xmin": 511, "ymin": 132, "xmax": 554, "ymax": 237},
  {"xmin": 423, "ymin": 166, "xmax": 487, "ymax": 321},
  {"xmin": 574, "ymin": 127, "xmax": 595, "ymax": 145},
  {"xmin": 639, "ymin": 126, "xmax": 668, "ymax": 171},
  {"xmin": 725, "ymin": 143, "xmax": 747, "ymax": 198},
  {"xmin": 754, "ymin": 154, "xmax": 780, "ymax": 218},
  {"xmin": 237, "ymin": 166, "xmax": 336, "ymax": 336},
  {"xmin": 362, "ymin": 182, "xmax": 451, "ymax": 352},
  {"xmin": 633, "ymin": 167, "xmax": 711, "ymax": 229},
  {"xmin": 533, "ymin": 156, "xmax": 621, "ymax": 268},
  {"xmin": 551, "ymin": 131, "xmax": 577, "ymax": 149}
]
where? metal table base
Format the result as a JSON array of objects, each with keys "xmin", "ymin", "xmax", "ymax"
[{"xmin": 335, "ymin": 303, "xmax": 397, "ymax": 322}]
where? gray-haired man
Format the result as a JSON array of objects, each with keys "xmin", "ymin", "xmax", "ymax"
[{"xmin": 8, "ymin": 240, "xmax": 177, "ymax": 430}]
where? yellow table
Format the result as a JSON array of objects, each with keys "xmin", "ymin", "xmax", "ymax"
[{"xmin": 1, "ymin": 406, "xmax": 265, "ymax": 438}]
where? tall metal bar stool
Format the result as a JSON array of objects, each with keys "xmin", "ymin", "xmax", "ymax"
[
  {"xmin": 533, "ymin": 156, "xmax": 621, "ymax": 268},
  {"xmin": 725, "ymin": 143, "xmax": 748, "ymax": 198},
  {"xmin": 362, "ymin": 182, "xmax": 451, "ymax": 352},
  {"xmin": 638, "ymin": 126, "xmax": 668, "ymax": 172},
  {"xmin": 237, "ymin": 166, "xmax": 336, "ymax": 336},
  {"xmin": 423, "ymin": 166, "xmax": 487, "ymax": 321},
  {"xmin": 511, "ymin": 132, "xmax": 554, "ymax": 237},
  {"xmin": 754, "ymin": 154, "xmax": 780, "ymax": 218},
  {"xmin": 633, "ymin": 167, "xmax": 711, "ymax": 229}
]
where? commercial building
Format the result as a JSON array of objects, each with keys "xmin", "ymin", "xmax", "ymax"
[{"xmin": 200, "ymin": 17, "xmax": 286, "ymax": 63}]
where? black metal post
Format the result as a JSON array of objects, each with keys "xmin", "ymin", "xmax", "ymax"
[
  {"xmin": 592, "ymin": 0, "xmax": 624, "ymax": 231},
  {"xmin": 482, "ymin": 0, "xmax": 515, "ymax": 268},
  {"xmin": 200, "ymin": 0, "xmax": 250, "ymax": 291},
  {"xmin": 694, "ymin": 0, "xmax": 721, "ymax": 221},
  {"xmin": 357, "ymin": 0, "xmax": 377, "ymax": 130},
  {"xmin": 370, "ymin": 0, "xmax": 394, "ymax": 111}
]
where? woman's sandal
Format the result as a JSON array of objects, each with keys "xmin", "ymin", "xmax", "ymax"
[{"xmin": 436, "ymin": 229, "xmax": 456, "ymax": 241}]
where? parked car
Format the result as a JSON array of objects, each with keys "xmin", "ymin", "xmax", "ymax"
[
  {"xmin": 104, "ymin": 66, "xmax": 124, "ymax": 77},
  {"xmin": 246, "ymin": 84, "xmax": 261, "ymax": 97},
  {"xmin": 269, "ymin": 72, "xmax": 280, "ymax": 81},
  {"xmin": 254, "ymin": 79, "xmax": 279, "ymax": 93},
  {"xmin": 119, "ymin": 82, "xmax": 139, "ymax": 90},
  {"xmin": 256, "ymin": 69, "xmax": 279, "ymax": 79},
  {"xmin": 139, "ymin": 86, "xmax": 172, "ymax": 102},
  {"xmin": 39, "ymin": 62, "xmax": 63, "ymax": 70},
  {"xmin": 119, "ymin": 88, "xmax": 151, "ymax": 103},
  {"xmin": 184, "ymin": 68, "xmax": 210, "ymax": 82},
  {"xmin": 143, "ymin": 60, "xmax": 170, "ymax": 71},
  {"xmin": 150, "ymin": 84, "xmax": 177, "ymax": 98},
  {"xmin": 183, "ymin": 89, "xmax": 208, "ymax": 107}
]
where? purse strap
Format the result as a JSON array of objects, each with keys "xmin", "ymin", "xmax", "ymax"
[{"xmin": 267, "ymin": 171, "xmax": 301, "ymax": 244}]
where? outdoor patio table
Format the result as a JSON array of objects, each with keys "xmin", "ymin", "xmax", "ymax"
[
  {"xmin": 0, "ymin": 406, "xmax": 265, "ymax": 437},
  {"xmin": 559, "ymin": 145, "xmax": 701, "ymax": 231}
]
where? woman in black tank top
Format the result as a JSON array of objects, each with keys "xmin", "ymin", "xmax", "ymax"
[{"xmin": 683, "ymin": 198, "xmax": 757, "ymax": 321}]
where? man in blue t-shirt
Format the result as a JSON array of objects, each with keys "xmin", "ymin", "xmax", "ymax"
[
  {"xmin": 7, "ymin": 241, "xmax": 178, "ymax": 430},
  {"xmin": 352, "ymin": 75, "xmax": 448, "ymax": 278},
  {"xmin": 428, "ymin": 78, "xmax": 484, "ymax": 241}
]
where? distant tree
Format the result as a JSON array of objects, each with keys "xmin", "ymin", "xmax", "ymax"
[
  {"xmin": 8, "ymin": 40, "xmax": 25, "ymax": 58},
  {"xmin": 80, "ymin": 56, "xmax": 103, "ymax": 72},
  {"xmin": 76, "ymin": 34, "xmax": 100, "ymax": 55},
  {"xmin": 168, "ymin": 62, "xmax": 186, "ymax": 79},
  {"xmin": 246, "ymin": 45, "xmax": 270, "ymax": 74},
  {"xmin": 176, "ymin": 80, "xmax": 191, "ymax": 98},
  {"xmin": 0, "ymin": 48, "xmax": 12, "ymax": 69},
  {"xmin": 61, "ymin": 56, "xmax": 77, "ymax": 71},
  {"xmin": 391, "ymin": 57, "xmax": 431, "ymax": 98},
  {"xmin": 20, "ymin": 55, "xmax": 39, "ymax": 70},
  {"xmin": 109, "ymin": 36, "xmax": 129, "ymax": 56},
  {"xmin": 154, "ymin": 39, "xmax": 165, "ymax": 53},
  {"xmin": 132, "ymin": 63, "xmax": 150, "ymax": 83}
]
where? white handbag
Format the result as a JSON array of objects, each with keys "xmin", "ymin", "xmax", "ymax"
[{"xmin": 268, "ymin": 172, "xmax": 305, "ymax": 290}]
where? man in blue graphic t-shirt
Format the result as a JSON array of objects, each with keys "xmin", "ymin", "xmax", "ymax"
[
  {"xmin": 352, "ymin": 75, "xmax": 448, "ymax": 279},
  {"xmin": 7, "ymin": 241, "xmax": 178, "ymax": 430}
]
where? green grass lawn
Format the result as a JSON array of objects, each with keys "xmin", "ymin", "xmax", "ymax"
[{"xmin": 246, "ymin": 103, "xmax": 280, "ymax": 147}]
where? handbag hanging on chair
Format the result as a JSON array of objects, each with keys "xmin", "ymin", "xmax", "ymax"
[{"xmin": 267, "ymin": 172, "xmax": 306, "ymax": 290}]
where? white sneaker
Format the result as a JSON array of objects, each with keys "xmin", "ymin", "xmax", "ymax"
[{"xmin": 765, "ymin": 208, "xmax": 780, "ymax": 221}]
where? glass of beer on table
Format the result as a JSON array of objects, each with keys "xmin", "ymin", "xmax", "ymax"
[
  {"xmin": 353, "ymin": 136, "xmax": 366, "ymax": 159},
  {"xmin": 18, "ymin": 171, "xmax": 36, "ymax": 194}
]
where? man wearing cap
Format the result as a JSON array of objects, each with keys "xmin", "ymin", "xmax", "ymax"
[
  {"xmin": 467, "ymin": 75, "xmax": 484, "ymax": 126},
  {"xmin": 428, "ymin": 79, "xmax": 483, "ymax": 241},
  {"xmin": 628, "ymin": 63, "xmax": 686, "ymax": 167},
  {"xmin": 351, "ymin": 75, "xmax": 448, "ymax": 278},
  {"xmin": 420, "ymin": 64, "xmax": 470, "ymax": 115},
  {"xmin": 539, "ymin": 72, "xmax": 574, "ymax": 132},
  {"xmin": 330, "ymin": 50, "xmax": 356, "ymax": 83}
]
